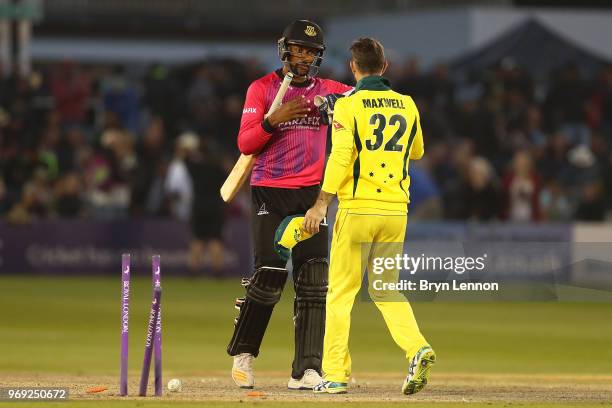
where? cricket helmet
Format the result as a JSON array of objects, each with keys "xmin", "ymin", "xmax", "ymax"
[{"xmin": 278, "ymin": 19, "xmax": 325, "ymax": 77}]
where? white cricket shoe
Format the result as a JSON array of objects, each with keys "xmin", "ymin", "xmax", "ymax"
[
  {"xmin": 288, "ymin": 369, "xmax": 323, "ymax": 390},
  {"xmin": 232, "ymin": 353, "xmax": 254, "ymax": 389}
]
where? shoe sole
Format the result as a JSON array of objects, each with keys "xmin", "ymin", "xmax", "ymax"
[
  {"xmin": 288, "ymin": 386, "xmax": 313, "ymax": 390},
  {"xmin": 313, "ymin": 388, "xmax": 347, "ymax": 394},
  {"xmin": 402, "ymin": 349, "xmax": 436, "ymax": 395},
  {"xmin": 288, "ymin": 372, "xmax": 323, "ymax": 390},
  {"xmin": 313, "ymin": 384, "xmax": 348, "ymax": 394}
]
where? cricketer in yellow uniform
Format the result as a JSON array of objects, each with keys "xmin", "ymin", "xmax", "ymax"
[{"xmin": 304, "ymin": 72, "xmax": 435, "ymax": 394}]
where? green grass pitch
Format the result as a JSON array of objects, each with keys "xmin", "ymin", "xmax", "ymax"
[{"xmin": 1, "ymin": 275, "xmax": 611, "ymax": 407}]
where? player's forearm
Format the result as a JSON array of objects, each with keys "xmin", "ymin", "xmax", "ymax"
[
  {"xmin": 266, "ymin": 111, "xmax": 284, "ymax": 128},
  {"xmin": 314, "ymin": 190, "xmax": 335, "ymax": 209}
]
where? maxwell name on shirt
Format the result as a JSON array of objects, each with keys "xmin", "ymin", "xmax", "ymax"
[{"xmin": 362, "ymin": 98, "xmax": 406, "ymax": 109}]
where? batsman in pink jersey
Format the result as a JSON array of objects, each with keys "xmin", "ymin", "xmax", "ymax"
[{"xmin": 228, "ymin": 19, "xmax": 352, "ymax": 390}]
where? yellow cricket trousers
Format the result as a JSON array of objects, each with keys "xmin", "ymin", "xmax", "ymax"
[{"xmin": 322, "ymin": 208, "xmax": 428, "ymax": 383}]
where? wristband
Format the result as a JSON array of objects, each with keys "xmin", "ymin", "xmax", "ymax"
[{"xmin": 262, "ymin": 118, "xmax": 275, "ymax": 133}]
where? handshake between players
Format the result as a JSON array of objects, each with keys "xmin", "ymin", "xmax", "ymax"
[{"xmin": 226, "ymin": 19, "xmax": 434, "ymax": 396}]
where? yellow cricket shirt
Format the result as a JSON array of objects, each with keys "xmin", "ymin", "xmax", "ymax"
[{"xmin": 321, "ymin": 76, "xmax": 424, "ymax": 212}]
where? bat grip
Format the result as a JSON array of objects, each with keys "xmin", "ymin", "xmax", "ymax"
[{"xmin": 266, "ymin": 72, "xmax": 293, "ymax": 118}]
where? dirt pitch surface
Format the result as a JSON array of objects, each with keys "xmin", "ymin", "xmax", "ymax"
[{"xmin": 2, "ymin": 372, "xmax": 612, "ymax": 404}]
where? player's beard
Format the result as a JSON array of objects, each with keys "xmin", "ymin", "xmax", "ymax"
[{"xmin": 289, "ymin": 61, "xmax": 311, "ymax": 80}]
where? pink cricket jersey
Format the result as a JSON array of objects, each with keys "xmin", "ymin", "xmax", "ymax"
[{"xmin": 237, "ymin": 70, "xmax": 352, "ymax": 188}]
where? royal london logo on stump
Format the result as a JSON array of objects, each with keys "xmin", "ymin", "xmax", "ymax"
[{"xmin": 304, "ymin": 26, "xmax": 317, "ymax": 36}]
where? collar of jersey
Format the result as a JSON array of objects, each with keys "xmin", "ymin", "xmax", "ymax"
[
  {"xmin": 275, "ymin": 69, "xmax": 312, "ymax": 88},
  {"xmin": 353, "ymin": 75, "xmax": 391, "ymax": 92}
]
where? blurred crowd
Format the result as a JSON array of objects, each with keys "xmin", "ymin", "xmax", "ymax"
[
  {"xmin": 1, "ymin": 56, "xmax": 611, "ymax": 226},
  {"xmin": 383, "ymin": 59, "xmax": 612, "ymax": 222},
  {"xmin": 0, "ymin": 60, "xmax": 256, "ymax": 225}
]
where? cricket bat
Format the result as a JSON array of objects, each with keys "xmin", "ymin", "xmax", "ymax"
[{"xmin": 220, "ymin": 72, "xmax": 294, "ymax": 202}]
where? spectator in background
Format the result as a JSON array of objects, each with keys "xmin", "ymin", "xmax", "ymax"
[
  {"xmin": 407, "ymin": 165, "xmax": 443, "ymax": 220},
  {"xmin": 589, "ymin": 131, "xmax": 612, "ymax": 213},
  {"xmin": 426, "ymin": 140, "xmax": 455, "ymax": 191},
  {"xmin": 427, "ymin": 63, "xmax": 454, "ymax": 115},
  {"xmin": 37, "ymin": 125, "xmax": 61, "ymax": 180},
  {"xmin": 501, "ymin": 150, "xmax": 541, "ymax": 222},
  {"xmin": 101, "ymin": 127, "xmax": 137, "ymax": 182},
  {"xmin": 597, "ymin": 64, "xmax": 612, "ymax": 136},
  {"xmin": 523, "ymin": 104, "xmax": 547, "ymax": 147},
  {"xmin": 185, "ymin": 137, "xmax": 227, "ymax": 275},
  {"xmin": 540, "ymin": 181, "xmax": 572, "ymax": 221},
  {"xmin": 537, "ymin": 132, "xmax": 572, "ymax": 184},
  {"xmin": 2, "ymin": 145, "xmax": 46, "ymax": 200},
  {"xmin": 217, "ymin": 94, "xmax": 246, "ymax": 152},
  {"xmin": 574, "ymin": 181, "xmax": 606, "ymax": 221},
  {"xmin": 1, "ymin": 57, "xmax": 610, "ymax": 224},
  {"xmin": 453, "ymin": 83, "xmax": 499, "ymax": 158},
  {"xmin": 130, "ymin": 116, "xmax": 167, "ymax": 216},
  {"xmin": 465, "ymin": 157, "xmax": 501, "ymax": 221},
  {"xmin": 396, "ymin": 57, "xmax": 424, "ymax": 100},
  {"xmin": 1, "ymin": 142, "xmax": 31, "ymax": 196},
  {"xmin": 446, "ymin": 156, "xmax": 500, "ymax": 221},
  {"xmin": 417, "ymin": 63, "xmax": 455, "ymax": 144},
  {"xmin": 187, "ymin": 64, "xmax": 219, "ymax": 136},
  {"xmin": 0, "ymin": 64, "xmax": 16, "ymax": 108},
  {"xmin": 564, "ymin": 144, "xmax": 604, "ymax": 221},
  {"xmin": 0, "ymin": 177, "xmax": 14, "ymax": 215},
  {"xmin": 54, "ymin": 172, "xmax": 84, "ymax": 217},
  {"xmin": 143, "ymin": 64, "xmax": 181, "ymax": 137},
  {"xmin": 165, "ymin": 132, "xmax": 197, "ymax": 221},
  {"xmin": 56, "ymin": 124, "xmax": 88, "ymax": 174},
  {"xmin": 49, "ymin": 61, "xmax": 91, "ymax": 128},
  {"xmin": 565, "ymin": 144, "xmax": 601, "ymax": 194},
  {"xmin": 545, "ymin": 63, "xmax": 590, "ymax": 146},
  {"xmin": 84, "ymin": 128, "xmax": 134, "ymax": 218},
  {"xmin": 6, "ymin": 170, "xmax": 51, "ymax": 224},
  {"xmin": 441, "ymin": 138, "xmax": 474, "ymax": 217},
  {"xmin": 102, "ymin": 66, "xmax": 141, "ymax": 134}
]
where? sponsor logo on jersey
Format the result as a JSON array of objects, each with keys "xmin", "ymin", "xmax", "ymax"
[
  {"xmin": 332, "ymin": 120, "xmax": 345, "ymax": 130},
  {"xmin": 278, "ymin": 116, "xmax": 321, "ymax": 129},
  {"xmin": 243, "ymin": 107, "xmax": 257, "ymax": 114}
]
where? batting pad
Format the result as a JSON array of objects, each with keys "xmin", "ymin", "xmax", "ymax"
[{"xmin": 274, "ymin": 215, "xmax": 315, "ymax": 261}]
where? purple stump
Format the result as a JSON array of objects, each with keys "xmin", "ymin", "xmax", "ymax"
[
  {"xmin": 120, "ymin": 253, "xmax": 130, "ymax": 396},
  {"xmin": 152, "ymin": 255, "xmax": 162, "ymax": 396},
  {"xmin": 139, "ymin": 287, "xmax": 161, "ymax": 396}
]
